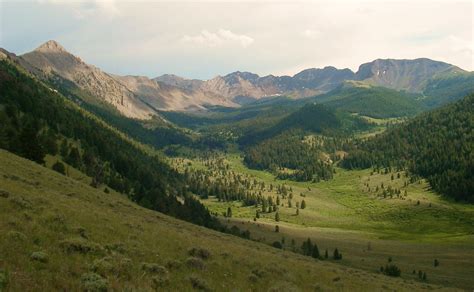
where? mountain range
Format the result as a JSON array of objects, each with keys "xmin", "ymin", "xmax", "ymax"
[{"xmin": 1, "ymin": 40, "xmax": 472, "ymax": 119}]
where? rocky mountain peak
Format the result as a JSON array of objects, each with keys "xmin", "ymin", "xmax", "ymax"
[{"xmin": 35, "ymin": 40, "xmax": 67, "ymax": 53}]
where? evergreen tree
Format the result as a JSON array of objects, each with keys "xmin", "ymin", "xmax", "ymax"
[
  {"xmin": 275, "ymin": 212, "xmax": 280, "ymax": 222},
  {"xmin": 19, "ymin": 122, "xmax": 45, "ymax": 164},
  {"xmin": 311, "ymin": 244, "xmax": 320, "ymax": 259},
  {"xmin": 226, "ymin": 207, "xmax": 232, "ymax": 218},
  {"xmin": 301, "ymin": 199, "xmax": 306, "ymax": 209}
]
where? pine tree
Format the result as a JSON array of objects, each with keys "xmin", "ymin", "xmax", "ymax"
[
  {"xmin": 301, "ymin": 199, "xmax": 306, "ymax": 209},
  {"xmin": 226, "ymin": 207, "xmax": 232, "ymax": 218},
  {"xmin": 311, "ymin": 244, "xmax": 320, "ymax": 259},
  {"xmin": 275, "ymin": 212, "xmax": 280, "ymax": 222},
  {"xmin": 19, "ymin": 122, "xmax": 45, "ymax": 164},
  {"xmin": 324, "ymin": 249, "xmax": 328, "ymax": 259},
  {"xmin": 275, "ymin": 225, "xmax": 279, "ymax": 233}
]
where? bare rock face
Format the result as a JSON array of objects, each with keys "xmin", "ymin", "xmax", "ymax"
[
  {"xmin": 21, "ymin": 41, "xmax": 155, "ymax": 119},
  {"xmin": 115, "ymin": 75, "xmax": 237, "ymax": 111}
]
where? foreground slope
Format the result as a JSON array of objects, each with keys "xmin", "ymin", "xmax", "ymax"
[{"xmin": 0, "ymin": 150, "xmax": 450, "ymax": 291}]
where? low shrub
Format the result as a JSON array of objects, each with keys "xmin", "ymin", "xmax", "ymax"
[
  {"xmin": 81, "ymin": 272, "xmax": 108, "ymax": 292},
  {"xmin": 0, "ymin": 190, "xmax": 10, "ymax": 198},
  {"xmin": 0, "ymin": 269, "xmax": 8, "ymax": 290},
  {"xmin": 188, "ymin": 248, "xmax": 211, "ymax": 260},
  {"xmin": 141, "ymin": 263, "xmax": 168, "ymax": 275},
  {"xmin": 30, "ymin": 251, "xmax": 48, "ymax": 263},
  {"xmin": 166, "ymin": 260, "xmax": 182, "ymax": 270},
  {"xmin": 272, "ymin": 241, "xmax": 283, "ymax": 249},
  {"xmin": 59, "ymin": 238, "xmax": 102, "ymax": 254},
  {"xmin": 186, "ymin": 257, "xmax": 205, "ymax": 270},
  {"xmin": 10, "ymin": 196, "xmax": 32, "ymax": 209},
  {"xmin": 189, "ymin": 275, "xmax": 210, "ymax": 291},
  {"xmin": 384, "ymin": 264, "xmax": 401, "ymax": 277},
  {"xmin": 6, "ymin": 231, "xmax": 26, "ymax": 241}
]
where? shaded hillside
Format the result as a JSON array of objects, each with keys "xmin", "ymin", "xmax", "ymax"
[
  {"xmin": 315, "ymin": 84, "xmax": 424, "ymax": 118},
  {"xmin": 238, "ymin": 103, "xmax": 370, "ymax": 146},
  {"xmin": 342, "ymin": 94, "xmax": 474, "ymax": 202},
  {"xmin": 0, "ymin": 59, "xmax": 218, "ymax": 228},
  {"xmin": 422, "ymin": 72, "xmax": 474, "ymax": 108}
]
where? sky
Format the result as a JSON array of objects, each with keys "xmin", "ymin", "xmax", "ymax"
[{"xmin": 1, "ymin": 0, "xmax": 473, "ymax": 79}]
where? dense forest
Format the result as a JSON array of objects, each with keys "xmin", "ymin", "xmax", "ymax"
[
  {"xmin": 0, "ymin": 59, "xmax": 221, "ymax": 229},
  {"xmin": 238, "ymin": 103, "xmax": 369, "ymax": 146},
  {"xmin": 422, "ymin": 73, "xmax": 474, "ymax": 108},
  {"xmin": 244, "ymin": 130, "xmax": 335, "ymax": 182},
  {"xmin": 314, "ymin": 85, "xmax": 423, "ymax": 118},
  {"xmin": 342, "ymin": 94, "xmax": 474, "ymax": 202}
]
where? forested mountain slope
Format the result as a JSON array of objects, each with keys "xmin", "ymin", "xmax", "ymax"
[
  {"xmin": 314, "ymin": 84, "xmax": 424, "ymax": 118},
  {"xmin": 342, "ymin": 94, "xmax": 474, "ymax": 202},
  {"xmin": 0, "ymin": 58, "xmax": 218, "ymax": 228}
]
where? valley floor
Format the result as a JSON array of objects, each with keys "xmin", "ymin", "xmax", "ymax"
[{"xmin": 187, "ymin": 154, "xmax": 474, "ymax": 290}]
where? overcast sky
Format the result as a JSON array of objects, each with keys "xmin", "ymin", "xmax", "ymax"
[{"xmin": 1, "ymin": 0, "xmax": 472, "ymax": 79}]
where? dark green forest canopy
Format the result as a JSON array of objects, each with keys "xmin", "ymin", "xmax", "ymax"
[
  {"xmin": 0, "ymin": 60, "xmax": 220, "ymax": 229},
  {"xmin": 243, "ymin": 130, "xmax": 336, "ymax": 182},
  {"xmin": 238, "ymin": 103, "xmax": 370, "ymax": 146},
  {"xmin": 342, "ymin": 94, "xmax": 474, "ymax": 202},
  {"xmin": 313, "ymin": 85, "xmax": 424, "ymax": 118}
]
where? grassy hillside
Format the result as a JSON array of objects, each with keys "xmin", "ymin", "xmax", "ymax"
[{"xmin": 0, "ymin": 149, "xmax": 447, "ymax": 291}]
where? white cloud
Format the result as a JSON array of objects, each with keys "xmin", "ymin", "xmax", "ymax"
[{"xmin": 181, "ymin": 29, "xmax": 254, "ymax": 48}]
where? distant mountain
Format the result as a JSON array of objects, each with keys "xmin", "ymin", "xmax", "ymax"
[
  {"xmin": 354, "ymin": 58, "xmax": 466, "ymax": 92},
  {"xmin": 13, "ymin": 41, "xmax": 238, "ymax": 116},
  {"xmin": 158, "ymin": 59, "xmax": 471, "ymax": 108},
  {"xmin": 114, "ymin": 74, "xmax": 236, "ymax": 112},
  {"xmin": 21, "ymin": 41, "xmax": 156, "ymax": 119},
  {"xmin": 165, "ymin": 67, "xmax": 356, "ymax": 103},
  {"xmin": 3, "ymin": 40, "xmax": 472, "ymax": 118},
  {"xmin": 154, "ymin": 74, "xmax": 203, "ymax": 91}
]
